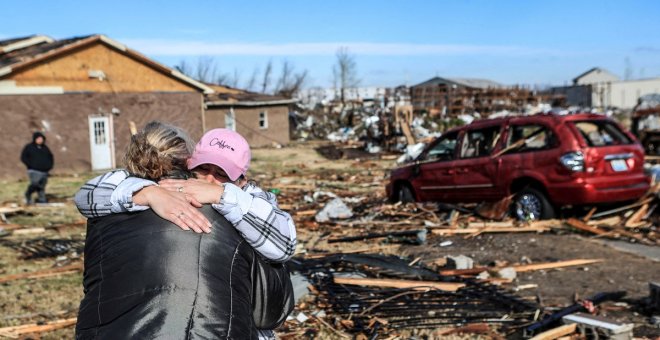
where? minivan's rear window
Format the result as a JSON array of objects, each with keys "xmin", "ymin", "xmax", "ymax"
[{"xmin": 572, "ymin": 121, "xmax": 632, "ymax": 147}]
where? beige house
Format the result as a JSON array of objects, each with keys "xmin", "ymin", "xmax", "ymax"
[{"xmin": 0, "ymin": 34, "xmax": 211, "ymax": 177}]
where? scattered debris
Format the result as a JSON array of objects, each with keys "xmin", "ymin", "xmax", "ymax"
[
  {"xmin": 315, "ymin": 198, "xmax": 353, "ymax": 222},
  {"xmin": 0, "ymin": 238, "xmax": 84, "ymax": 259}
]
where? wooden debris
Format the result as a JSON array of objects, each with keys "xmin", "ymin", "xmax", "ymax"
[
  {"xmin": 565, "ymin": 218, "xmax": 607, "ymax": 235},
  {"xmin": 333, "ymin": 277, "xmax": 465, "ymax": 291},
  {"xmin": 0, "ymin": 317, "xmax": 77, "ymax": 338},
  {"xmin": 0, "ymin": 263, "xmax": 83, "ymax": 283},
  {"xmin": 582, "ymin": 207, "xmax": 597, "ymax": 222},
  {"xmin": 624, "ymin": 203, "xmax": 648, "ymax": 227},
  {"xmin": 440, "ymin": 259, "xmax": 603, "ymax": 276},
  {"xmin": 512, "ymin": 259, "xmax": 603, "ymax": 272},
  {"xmin": 432, "ymin": 226, "xmax": 548, "ymax": 236},
  {"xmin": 434, "ymin": 323, "xmax": 492, "ymax": 336},
  {"xmin": 587, "ymin": 216, "xmax": 621, "ymax": 227},
  {"xmin": 11, "ymin": 227, "xmax": 46, "ymax": 235},
  {"xmin": 529, "ymin": 323, "xmax": 577, "ymax": 340}
]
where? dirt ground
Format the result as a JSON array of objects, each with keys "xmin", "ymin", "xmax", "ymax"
[{"xmin": 0, "ymin": 141, "xmax": 658, "ymax": 339}]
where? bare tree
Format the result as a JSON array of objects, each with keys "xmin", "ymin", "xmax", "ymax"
[
  {"xmin": 261, "ymin": 60, "xmax": 273, "ymax": 93},
  {"xmin": 274, "ymin": 60, "xmax": 308, "ymax": 98},
  {"xmin": 334, "ymin": 47, "xmax": 360, "ymax": 107},
  {"xmin": 195, "ymin": 56, "xmax": 217, "ymax": 83},
  {"xmin": 174, "ymin": 60, "xmax": 192, "ymax": 76},
  {"xmin": 245, "ymin": 67, "xmax": 259, "ymax": 91}
]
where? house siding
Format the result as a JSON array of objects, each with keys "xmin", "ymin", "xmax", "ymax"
[
  {"xmin": 0, "ymin": 92, "xmax": 203, "ymax": 178},
  {"xmin": 204, "ymin": 105, "xmax": 290, "ymax": 147},
  {"xmin": 8, "ymin": 43, "xmax": 196, "ymax": 93}
]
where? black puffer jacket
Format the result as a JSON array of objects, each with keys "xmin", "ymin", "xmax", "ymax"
[
  {"xmin": 20, "ymin": 132, "xmax": 53, "ymax": 172},
  {"xmin": 76, "ymin": 206, "xmax": 260, "ymax": 339}
]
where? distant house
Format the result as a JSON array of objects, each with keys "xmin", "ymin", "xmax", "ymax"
[
  {"xmin": 204, "ymin": 85, "xmax": 295, "ymax": 147},
  {"xmin": 410, "ymin": 76, "xmax": 554, "ymax": 117},
  {"xmin": 553, "ymin": 67, "xmax": 660, "ymax": 109},
  {"xmin": 0, "ymin": 34, "xmax": 213, "ymax": 177},
  {"xmin": 573, "ymin": 67, "xmax": 620, "ymax": 85}
]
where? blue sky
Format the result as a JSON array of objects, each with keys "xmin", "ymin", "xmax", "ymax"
[{"xmin": 3, "ymin": 0, "xmax": 660, "ymax": 89}]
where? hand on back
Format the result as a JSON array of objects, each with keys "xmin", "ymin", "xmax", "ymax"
[
  {"xmin": 134, "ymin": 186, "xmax": 211, "ymax": 233},
  {"xmin": 159, "ymin": 178, "xmax": 224, "ymax": 205}
]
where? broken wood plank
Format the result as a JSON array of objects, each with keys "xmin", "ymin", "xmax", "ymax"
[
  {"xmin": 295, "ymin": 209, "xmax": 317, "ymax": 216},
  {"xmin": 624, "ymin": 203, "xmax": 648, "ymax": 228},
  {"xmin": 11, "ymin": 227, "xmax": 46, "ymax": 235},
  {"xmin": 565, "ymin": 218, "xmax": 607, "ymax": 235},
  {"xmin": 529, "ymin": 323, "xmax": 577, "ymax": 340},
  {"xmin": 466, "ymin": 221, "xmax": 515, "ymax": 228},
  {"xmin": 587, "ymin": 216, "xmax": 621, "ymax": 227},
  {"xmin": 590, "ymin": 197, "xmax": 654, "ymax": 219},
  {"xmin": 439, "ymin": 259, "xmax": 603, "ymax": 276},
  {"xmin": 583, "ymin": 207, "xmax": 597, "ymax": 222},
  {"xmin": 434, "ymin": 323, "xmax": 492, "ymax": 336},
  {"xmin": 431, "ymin": 226, "xmax": 548, "ymax": 236},
  {"xmin": 0, "ymin": 317, "xmax": 77, "ymax": 337},
  {"xmin": 512, "ymin": 259, "xmax": 603, "ymax": 272},
  {"xmin": 333, "ymin": 277, "xmax": 465, "ymax": 292},
  {"xmin": 0, "ymin": 263, "xmax": 83, "ymax": 283}
]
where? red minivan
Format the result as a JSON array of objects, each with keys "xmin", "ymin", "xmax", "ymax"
[{"xmin": 386, "ymin": 113, "xmax": 650, "ymax": 220}]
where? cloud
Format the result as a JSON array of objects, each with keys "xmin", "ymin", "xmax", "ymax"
[
  {"xmin": 120, "ymin": 39, "xmax": 557, "ymax": 57},
  {"xmin": 635, "ymin": 46, "xmax": 660, "ymax": 53}
]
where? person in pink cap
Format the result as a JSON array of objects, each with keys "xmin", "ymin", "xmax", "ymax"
[{"xmin": 75, "ymin": 127, "xmax": 296, "ymax": 263}]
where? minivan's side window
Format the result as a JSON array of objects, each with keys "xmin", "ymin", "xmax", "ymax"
[
  {"xmin": 424, "ymin": 132, "xmax": 458, "ymax": 162},
  {"xmin": 460, "ymin": 126, "xmax": 502, "ymax": 158},
  {"xmin": 507, "ymin": 125, "xmax": 555, "ymax": 153},
  {"xmin": 573, "ymin": 121, "xmax": 632, "ymax": 147}
]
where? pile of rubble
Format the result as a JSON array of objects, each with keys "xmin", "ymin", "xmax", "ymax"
[{"xmin": 256, "ymin": 154, "xmax": 659, "ymax": 337}]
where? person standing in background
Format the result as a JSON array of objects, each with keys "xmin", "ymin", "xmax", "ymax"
[{"xmin": 20, "ymin": 132, "xmax": 53, "ymax": 204}]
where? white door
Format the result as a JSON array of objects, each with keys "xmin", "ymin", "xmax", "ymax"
[{"xmin": 88, "ymin": 116, "xmax": 114, "ymax": 170}]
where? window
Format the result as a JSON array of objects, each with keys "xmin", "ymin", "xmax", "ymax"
[
  {"xmin": 573, "ymin": 121, "xmax": 632, "ymax": 147},
  {"xmin": 94, "ymin": 121, "xmax": 106, "ymax": 145},
  {"xmin": 460, "ymin": 126, "xmax": 502, "ymax": 158},
  {"xmin": 259, "ymin": 111, "xmax": 268, "ymax": 129},
  {"xmin": 506, "ymin": 125, "xmax": 554, "ymax": 153},
  {"xmin": 422, "ymin": 132, "xmax": 458, "ymax": 162},
  {"xmin": 225, "ymin": 109, "xmax": 236, "ymax": 131}
]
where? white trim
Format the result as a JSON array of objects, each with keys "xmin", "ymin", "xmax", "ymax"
[
  {"xmin": 98, "ymin": 35, "xmax": 127, "ymax": 51},
  {"xmin": 0, "ymin": 80, "xmax": 63, "ymax": 95},
  {"xmin": 206, "ymin": 99, "xmax": 297, "ymax": 107},
  {"xmin": 171, "ymin": 70, "xmax": 214, "ymax": 94},
  {"xmin": 259, "ymin": 110, "xmax": 268, "ymax": 129},
  {"xmin": 1, "ymin": 35, "xmax": 54, "ymax": 53}
]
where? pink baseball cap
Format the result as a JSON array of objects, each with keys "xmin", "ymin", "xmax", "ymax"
[{"xmin": 187, "ymin": 129, "xmax": 251, "ymax": 181}]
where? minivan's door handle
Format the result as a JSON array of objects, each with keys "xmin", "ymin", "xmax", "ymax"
[{"xmin": 445, "ymin": 169, "xmax": 456, "ymax": 175}]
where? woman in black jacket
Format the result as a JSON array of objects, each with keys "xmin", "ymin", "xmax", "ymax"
[{"xmin": 76, "ymin": 122, "xmax": 292, "ymax": 339}]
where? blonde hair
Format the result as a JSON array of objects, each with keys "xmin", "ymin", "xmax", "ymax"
[{"xmin": 124, "ymin": 121, "xmax": 194, "ymax": 181}]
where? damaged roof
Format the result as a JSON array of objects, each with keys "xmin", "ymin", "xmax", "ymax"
[
  {"xmin": 205, "ymin": 86, "xmax": 297, "ymax": 107},
  {"xmin": 0, "ymin": 34, "xmax": 213, "ymax": 93}
]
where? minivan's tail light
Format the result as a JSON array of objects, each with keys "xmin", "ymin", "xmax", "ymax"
[{"xmin": 560, "ymin": 151, "xmax": 584, "ymax": 172}]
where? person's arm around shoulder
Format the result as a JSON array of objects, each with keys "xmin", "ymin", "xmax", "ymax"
[{"xmin": 215, "ymin": 183, "xmax": 297, "ymax": 263}]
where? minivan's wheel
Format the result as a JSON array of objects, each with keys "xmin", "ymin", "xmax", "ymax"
[
  {"xmin": 512, "ymin": 188, "xmax": 555, "ymax": 221},
  {"xmin": 397, "ymin": 184, "xmax": 415, "ymax": 203}
]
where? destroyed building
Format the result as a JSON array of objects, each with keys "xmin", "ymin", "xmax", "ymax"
[{"xmin": 411, "ymin": 76, "xmax": 550, "ymax": 117}]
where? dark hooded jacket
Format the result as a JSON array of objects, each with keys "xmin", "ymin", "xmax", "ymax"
[
  {"xmin": 76, "ymin": 206, "xmax": 265, "ymax": 339},
  {"xmin": 20, "ymin": 132, "xmax": 53, "ymax": 172}
]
